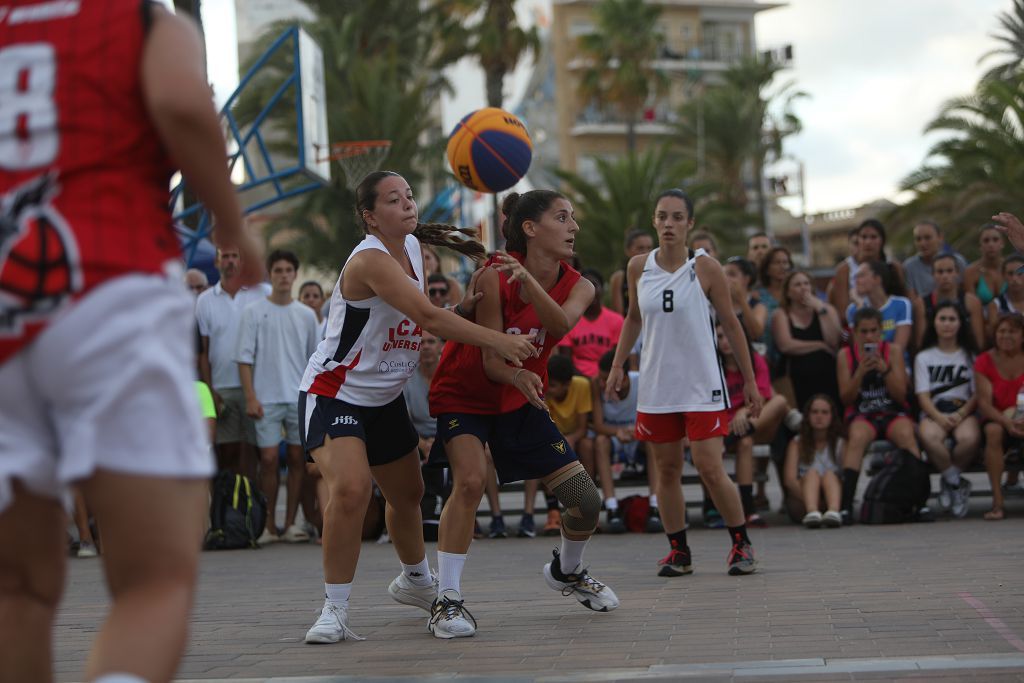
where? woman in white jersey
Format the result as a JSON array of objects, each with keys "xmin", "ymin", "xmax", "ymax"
[
  {"xmin": 299, "ymin": 172, "xmax": 536, "ymax": 644},
  {"xmin": 606, "ymin": 189, "xmax": 763, "ymax": 578}
]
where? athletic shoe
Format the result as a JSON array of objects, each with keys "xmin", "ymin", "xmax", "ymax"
[
  {"xmin": 727, "ymin": 542, "xmax": 757, "ymax": 575},
  {"xmin": 282, "ymin": 524, "xmax": 310, "ymax": 543},
  {"xmin": 784, "ymin": 409, "xmax": 804, "ymax": 432},
  {"xmin": 543, "ymin": 509, "xmax": 561, "ymax": 536},
  {"xmin": 428, "ymin": 589, "xmax": 477, "ymax": 639},
  {"xmin": 656, "ymin": 547, "xmax": 694, "ymax": 577},
  {"xmin": 488, "ymin": 516, "xmax": 508, "ymax": 539},
  {"xmin": 76, "ymin": 541, "xmax": 98, "ymax": 558},
  {"xmin": 802, "ymin": 511, "xmax": 822, "ymax": 528},
  {"xmin": 257, "ymin": 529, "xmax": 279, "ymax": 546},
  {"xmin": 305, "ymin": 601, "xmax": 365, "ymax": 644},
  {"xmin": 916, "ymin": 506, "xmax": 936, "ymax": 523},
  {"xmin": 517, "ymin": 514, "xmax": 536, "ymax": 538},
  {"xmin": 606, "ymin": 507, "xmax": 627, "ymax": 534},
  {"xmin": 704, "ymin": 509, "xmax": 725, "ymax": 529},
  {"xmin": 840, "ymin": 508, "xmax": 854, "ymax": 526},
  {"xmin": 543, "ymin": 549, "xmax": 619, "ymax": 612},
  {"xmin": 646, "ymin": 507, "xmax": 664, "ymax": 533},
  {"xmin": 387, "ymin": 572, "xmax": 437, "ymax": 612},
  {"xmin": 745, "ymin": 512, "xmax": 768, "ymax": 528},
  {"xmin": 951, "ymin": 478, "xmax": 973, "ymax": 519},
  {"xmin": 937, "ymin": 477, "xmax": 953, "ymax": 512},
  {"xmin": 822, "ymin": 510, "xmax": 843, "ymax": 528}
]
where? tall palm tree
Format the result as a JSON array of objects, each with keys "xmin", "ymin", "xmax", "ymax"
[
  {"xmin": 577, "ymin": 0, "xmax": 667, "ymax": 154},
  {"xmin": 980, "ymin": 0, "xmax": 1024, "ymax": 83}
]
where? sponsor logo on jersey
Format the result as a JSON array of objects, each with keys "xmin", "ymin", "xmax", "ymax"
[
  {"xmin": 381, "ymin": 318, "xmax": 422, "ymax": 352},
  {"xmin": 552, "ymin": 440, "xmax": 566, "ymax": 454},
  {"xmin": 378, "ymin": 359, "xmax": 418, "ymax": 374},
  {"xmin": 712, "ymin": 389, "xmax": 722, "ymax": 402},
  {"xmin": 331, "ymin": 415, "xmax": 357, "ymax": 426}
]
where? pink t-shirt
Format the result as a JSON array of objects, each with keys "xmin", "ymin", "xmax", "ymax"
[
  {"xmin": 557, "ymin": 306, "xmax": 624, "ymax": 377},
  {"xmin": 725, "ymin": 352, "xmax": 773, "ymax": 418},
  {"xmin": 974, "ymin": 350, "xmax": 1024, "ymax": 412}
]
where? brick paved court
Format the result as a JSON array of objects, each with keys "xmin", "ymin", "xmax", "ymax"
[{"xmin": 55, "ymin": 495, "xmax": 1024, "ymax": 682}]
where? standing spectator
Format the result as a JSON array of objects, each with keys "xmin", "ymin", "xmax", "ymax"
[
  {"xmin": 755, "ymin": 247, "xmax": 793, "ymax": 369},
  {"xmin": 609, "ymin": 229, "xmax": 655, "ymax": 315},
  {"xmin": 557, "ymin": 269, "xmax": 624, "ymax": 377},
  {"xmin": 915, "ymin": 302, "xmax": 979, "ymax": 518},
  {"xmin": 404, "ymin": 330, "xmax": 446, "ymax": 539},
  {"xmin": 830, "ymin": 220, "xmax": 906, "ymax": 317},
  {"xmin": 197, "ymin": 246, "xmax": 270, "ymax": 475},
  {"xmin": 845, "ymin": 261, "xmax": 913, "ymax": 349},
  {"xmin": 689, "ymin": 230, "xmax": 719, "ymax": 261},
  {"xmin": 236, "ymin": 250, "xmax": 319, "ymax": 544},
  {"xmin": 426, "ymin": 273, "xmax": 453, "ymax": 309},
  {"xmin": 746, "ymin": 232, "xmax": 772, "ymax": 269},
  {"xmin": 974, "ymin": 313, "xmax": 1024, "ymax": 521},
  {"xmin": 724, "ymin": 257, "xmax": 768, "ymax": 344},
  {"xmin": 773, "ymin": 270, "xmax": 843, "ymax": 410},
  {"xmin": 988, "ymin": 255, "xmax": 1024, "ymax": 334},
  {"xmin": 964, "ymin": 224, "xmax": 1008, "ymax": 307},
  {"xmin": 423, "ymin": 244, "xmax": 463, "ymax": 307},
  {"xmin": 784, "ymin": 395, "xmax": 845, "ymax": 528},
  {"xmin": 185, "ymin": 268, "xmax": 209, "ymax": 296},
  {"xmin": 299, "ymin": 280, "xmax": 325, "ymax": 323},
  {"xmin": 913, "ymin": 254, "xmax": 986, "ymax": 351},
  {"xmin": 902, "ymin": 221, "xmax": 967, "ymax": 298},
  {"xmin": 826, "ymin": 228, "xmax": 860, "ymax": 312},
  {"xmin": 837, "ymin": 308, "xmax": 919, "ymax": 523}
]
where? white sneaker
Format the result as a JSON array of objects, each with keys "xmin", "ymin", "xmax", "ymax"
[
  {"xmin": 542, "ymin": 549, "xmax": 619, "ymax": 612},
  {"xmin": 784, "ymin": 409, "xmax": 804, "ymax": 432},
  {"xmin": 937, "ymin": 477, "xmax": 953, "ymax": 511},
  {"xmin": 77, "ymin": 541, "xmax": 98, "ymax": 558},
  {"xmin": 951, "ymin": 478, "xmax": 972, "ymax": 519},
  {"xmin": 257, "ymin": 528, "xmax": 279, "ymax": 546},
  {"xmin": 822, "ymin": 511, "xmax": 843, "ymax": 528},
  {"xmin": 282, "ymin": 524, "xmax": 310, "ymax": 543},
  {"xmin": 305, "ymin": 601, "xmax": 365, "ymax": 644},
  {"xmin": 802, "ymin": 511, "xmax": 823, "ymax": 528},
  {"xmin": 387, "ymin": 571, "xmax": 437, "ymax": 612},
  {"xmin": 428, "ymin": 589, "xmax": 477, "ymax": 639}
]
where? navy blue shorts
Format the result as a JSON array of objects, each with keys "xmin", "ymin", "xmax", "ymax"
[
  {"xmin": 432, "ymin": 404, "xmax": 577, "ymax": 484},
  {"xmin": 299, "ymin": 392, "xmax": 418, "ymax": 467}
]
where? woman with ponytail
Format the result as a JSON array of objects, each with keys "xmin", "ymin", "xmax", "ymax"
[
  {"xmin": 426, "ymin": 189, "xmax": 620, "ymax": 639},
  {"xmin": 298, "ymin": 171, "xmax": 537, "ymax": 645}
]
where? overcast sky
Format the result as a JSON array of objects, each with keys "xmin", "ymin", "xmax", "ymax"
[{"xmin": 442, "ymin": 0, "xmax": 1015, "ymax": 214}]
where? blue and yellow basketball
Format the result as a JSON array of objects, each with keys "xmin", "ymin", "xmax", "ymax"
[{"xmin": 446, "ymin": 107, "xmax": 532, "ymax": 193}]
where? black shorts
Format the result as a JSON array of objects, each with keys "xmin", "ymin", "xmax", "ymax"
[
  {"xmin": 299, "ymin": 392, "xmax": 418, "ymax": 467},
  {"xmin": 847, "ymin": 411, "xmax": 911, "ymax": 441},
  {"xmin": 432, "ymin": 405, "xmax": 578, "ymax": 484}
]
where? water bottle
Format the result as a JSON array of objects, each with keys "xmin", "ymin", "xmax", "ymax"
[{"xmin": 1015, "ymin": 388, "xmax": 1024, "ymax": 420}]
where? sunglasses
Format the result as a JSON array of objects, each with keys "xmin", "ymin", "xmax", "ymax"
[{"xmin": 428, "ymin": 287, "xmax": 449, "ymax": 296}]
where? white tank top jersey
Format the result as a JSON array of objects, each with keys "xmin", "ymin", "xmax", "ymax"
[
  {"xmin": 299, "ymin": 234, "xmax": 425, "ymax": 406},
  {"xmin": 636, "ymin": 248, "xmax": 728, "ymax": 414}
]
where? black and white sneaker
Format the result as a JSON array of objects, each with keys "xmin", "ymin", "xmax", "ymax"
[
  {"xmin": 543, "ymin": 549, "xmax": 619, "ymax": 612},
  {"xmin": 646, "ymin": 507, "xmax": 664, "ymax": 533}
]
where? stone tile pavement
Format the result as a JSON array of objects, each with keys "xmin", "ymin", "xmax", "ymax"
[{"xmin": 54, "ymin": 494, "xmax": 1024, "ymax": 682}]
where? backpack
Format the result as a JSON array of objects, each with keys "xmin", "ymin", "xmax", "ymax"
[
  {"xmin": 858, "ymin": 449, "xmax": 930, "ymax": 524},
  {"xmin": 620, "ymin": 495, "xmax": 650, "ymax": 533},
  {"xmin": 203, "ymin": 470, "xmax": 268, "ymax": 550}
]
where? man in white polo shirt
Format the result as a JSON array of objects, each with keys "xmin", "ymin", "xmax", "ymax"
[
  {"xmin": 196, "ymin": 245, "xmax": 270, "ymax": 474},
  {"xmin": 237, "ymin": 250, "xmax": 319, "ymax": 544}
]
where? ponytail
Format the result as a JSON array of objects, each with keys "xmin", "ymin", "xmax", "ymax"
[
  {"xmin": 413, "ymin": 222, "xmax": 487, "ymax": 262},
  {"xmin": 501, "ymin": 189, "xmax": 565, "ymax": 255}
]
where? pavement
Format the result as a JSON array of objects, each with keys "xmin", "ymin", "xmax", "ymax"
[{"xmin": 54, "ymin": 473, "xmax": 1024, "ymax": 682}]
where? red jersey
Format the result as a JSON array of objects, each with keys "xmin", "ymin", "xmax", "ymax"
[
  {"xmin": 429, "ymin": 254, "xmax": 581, "ymax": 415},
  {"xmin": 0, "ymin": 0, "xmax": 181, "ymax": 363}
]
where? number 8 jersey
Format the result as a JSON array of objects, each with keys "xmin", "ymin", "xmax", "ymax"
[{"xmin": 635, "ymin": 248, "xmax": 728, "ymax": 414}]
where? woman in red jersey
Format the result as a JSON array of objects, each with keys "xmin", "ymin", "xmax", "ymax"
[
  {"xmin": 426, "ymin": 190, "xmax": 619, "ymax": 640},
  {"xmin": 298, "ymin": 171, "xmax": 536, "ymax": 645}
]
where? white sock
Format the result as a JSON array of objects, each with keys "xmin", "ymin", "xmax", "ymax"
[
  {"xmin": 604, "ymin": 497, "xmax": 619, "ymax": 511},
  {"xmin": 649, "ymin": 494, "xmax": 658, "ymax": 509},
  {"xmin": 94, "ymin": 674, "xmax": 148, "ymax": 683},
  {"xmin": 943, "ymin": 466, "xmax": 962, "ymax": 486},
  {"xmin": 402, "ymin": 557, "xmax": 433, "ymax": 587},
  {"xmin": 437, "ymin": 550, "xmax": 467, "ymax": 596},
  {"xmin": 559, "ymin": 536, "xmax": 587, "ymax": 574},
  {"xmin": 325, "ymin": 582, "xmax": 351, "ymax": 606}
]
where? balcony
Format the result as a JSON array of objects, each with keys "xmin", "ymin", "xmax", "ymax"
[
  {"xmin": 571, "ymin": 103, "xmax": 677, "ymax": 137},
  {"xmin": 567, "ymin": 41, "xmax": 792, "ymax": 75}
]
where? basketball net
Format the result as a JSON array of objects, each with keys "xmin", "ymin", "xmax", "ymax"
[{"xmin": 317, "ymin": 140, "xmax": 392, "ymax": 191}]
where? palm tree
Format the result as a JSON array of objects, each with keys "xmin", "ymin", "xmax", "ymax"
[
  {"xmin": 980, "ymin": 0, "xmax": 1024, "ymax": 83},
  {"xmin": 576, "ymin": 0, "xmax": 667, "ymax": 154}
]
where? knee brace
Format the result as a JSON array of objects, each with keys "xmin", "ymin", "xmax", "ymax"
[{"xmin": 548, "ymin": 462, "xmax": 602, "ymax": 535}]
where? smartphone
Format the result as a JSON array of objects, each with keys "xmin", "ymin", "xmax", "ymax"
[{"xmin": 864, "ymin": 342, "xmax": 879, "ymax": 355}]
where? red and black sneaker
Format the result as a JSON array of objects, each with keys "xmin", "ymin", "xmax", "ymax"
[
  {"xmin": 657, "ymin": 546, "xmax": 694, "ymax": 577},
  {"xmin": 727, "ymin": 541, "xmax": 757, "ymax": 576}
]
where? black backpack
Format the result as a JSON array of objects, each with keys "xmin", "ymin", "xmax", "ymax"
[
  {"xmin": 203, "ymin": 470, "xmax": 268, "ymax": 550},
  {"xmin": 858, "ymin": 449, "xmax": 931, "ymax": 524}
]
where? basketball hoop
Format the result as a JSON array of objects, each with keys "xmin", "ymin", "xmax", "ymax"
[{"xmin": 317, "ymin": 140, "xmax": 392, "ymax": 191}]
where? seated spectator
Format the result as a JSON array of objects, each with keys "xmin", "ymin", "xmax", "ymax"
[
  {"xmin": 609, "ymin": 228, "xmax": 655, "ymax": 315},
  {"xmin": 914, "ymin": 302, "xmax": 980, "ymax": 518},
  {"xmin": 724, "ymin": 257, "xmax": 768, "ymax": 344},
  {"xmin": 422, "ymin": 244, "xmax": 463, "ymax": 307},
  {"xmin": 964, "ymin": 224, "xmax": 1007, "ymax": 307},
  {"xmin": 837, "ymin": 307, "xmax": 919, "ymax": 523},
  {"xmin": 987, "ymin": 254, "xmax": 1024, "ymax": 337},
  {"xmin": 913, "ymin": 255, "xmax": 986, "ymax": 351},
  {"xmin": 716, "ymin": 322, "xmax": 789, "ymax": 527},
  {"xmin": 974, "ymin": 313, "xmax": 1024, "ymax": 521},
  {"xmin": 557, "ymin": 269, "xmax": 623, "ymax": 377},
  {"xmin": 773, "ymin": 270, "xmax": 843, "ymax": 410},
  {"xmin": 427, "ymin": 273, "xmax": 454, "ymax": 309},
  {"xmin": 589, "ymin": 349, "xmax": 660, "ymax": 533},
  {"xmin": 784, "ymin": 395, "xmax": 845, "ymax": 528},
  {"xmin": 831, "ymin": 219, "xmax": 907, "ymax": 318},
  {"xmin": 756, "ymin": 246, "xmax": 793, "ymax": 371},
  {"xmin": 846, "ymin": 260, "xmax": 912, "ymax": 349},
  {"xmin": 746, "ymin": 232, "xmax": 773, "ymax": 270}
]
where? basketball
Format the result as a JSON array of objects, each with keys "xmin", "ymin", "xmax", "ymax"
[{"xmin": 446, "ymin": 107, "xmax": 532, "ymax": 193}]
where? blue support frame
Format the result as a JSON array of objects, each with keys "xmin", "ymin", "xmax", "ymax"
[{"xmin": 171, "ymin": 26, "xmax": 327, "ymax": 266}]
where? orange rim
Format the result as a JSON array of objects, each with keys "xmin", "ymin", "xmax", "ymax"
[{"xmin": 318, "ymin": 140, "xmax": 391, "ymax": 162}]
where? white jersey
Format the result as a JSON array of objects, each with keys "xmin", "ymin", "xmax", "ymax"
[
  {"xmin": 299, "ymin": 234, "xmax": 424, "ymax": 406},
  {"xmin": 636, "ymin": 248, "xmax": 728, "ymax": 413}
]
